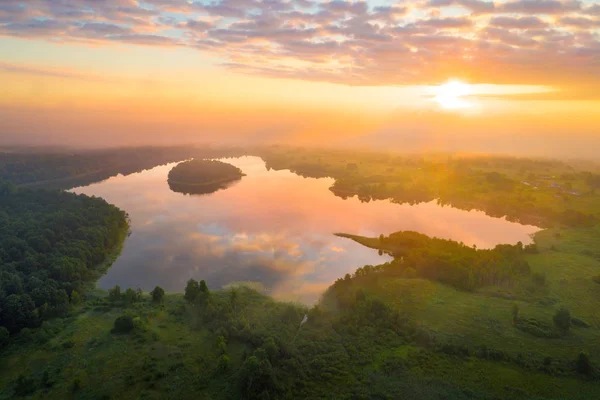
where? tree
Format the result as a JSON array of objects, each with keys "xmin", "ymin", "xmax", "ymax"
[
  {"xmin": 229, "ymin": 288, "xmax": 238, "ymax": 312},
  {"xmin": 264, "ymin": 337, "xmax": 279, "ymax": 362},
  {"xmin": 0, "ymin": 326, "xmax": 9, "ymax": 348},
  {"xmin": 218, "ymin": 355, "xmax": 230, "ymax": 372},
  {"xmin": 553, "ymin": 308, "xmax": 571, "ymax": 335},
  {"xmin": 184, "ymin": 279, "xmax": 200, "ymax": 303},
  {"xmin": 123, "ymin": 288, "xmax": 142, "ymax": 304},
  {"xmin": 108, "ymin": 285, "xmax": 121, "ymax": 303},
  {"xmin": 151, "ymin": 286, "xmax": 165, "ymax": 303},
  {"xmin": 70, "ymin": 291, "xmax": 83, "ymax": 305}
]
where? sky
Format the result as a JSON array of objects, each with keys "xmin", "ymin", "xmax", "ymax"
[{"xmin": 0, "ymin": 0, "xmax": 599, "ymax": 157}]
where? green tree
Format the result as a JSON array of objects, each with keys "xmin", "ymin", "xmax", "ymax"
[
  {"xmin": 71, "ymin": 290, "xmax": 83, "ymax": 305},
  {"xmin": 184, "ymin": 279, "xmax": 200, "ymax": 303},
  {"xmin": 217, "ymin": 335, "xmax": 227, "ymax": 354},
  {"xmin": 218, "ymin": 355, "xmax": 230, "ymax": 372},
  {"xmin": 151, "ymin": 286, "xmax": 165, "ymax": 303},
  {"xmin": 0, "ymin": 326, "xmax": 9, "ymax": 348},
  {"xmin": 108, "ymin": 285, "xmax": 121, "ymax": 303},
  {"xmin": 229, "ymin": 288, "xmax": 238, "ymax": 312},
  {"xmin": 553, "ymin": 308, "xmax": 571, "ymax": 335},
  {"xmin": 264, "ymin": 337, "xmax": 279, "ymax": 362}
]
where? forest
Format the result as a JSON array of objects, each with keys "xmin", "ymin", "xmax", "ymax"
[
  {"xmin": 0, "ymin": 147, "xmax": 247, "ymax": 189},
  {"xmin": 167, "ymin": 159, "xmax": 245, "ymax": 195},
  {"xmin": 337, "ymin": 231, "xmax": 534, "ymax": 291},
  {"xmin": 1, "ymin": 146, "xmax": 600, "ymax": 399},
  {"xmin": 0, "ymin": 182, "xmax": 128, "ymax": 335},
  {"xmin": 259, "ymin": 148, "xmax": 600, "ymax": 229}
]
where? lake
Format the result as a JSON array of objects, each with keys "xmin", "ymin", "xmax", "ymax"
[{"xmin": 72, "ymin": 156, "xmax": 539, "ymax": 303}]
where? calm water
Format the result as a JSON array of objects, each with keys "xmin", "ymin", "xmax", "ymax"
[{"xmin": 72, "ymin": 156, "xmax": 539, "ymax": 303}]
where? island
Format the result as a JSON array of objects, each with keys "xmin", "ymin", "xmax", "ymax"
[{"xmin": 167, "ymin": 159, "xmax": 245, "ymax": 195}]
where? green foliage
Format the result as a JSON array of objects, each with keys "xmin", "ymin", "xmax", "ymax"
[
  {"xmin": 14, "ymin": 373, "xmax": 36, "ymax": 396},
  {"xmin": 112, "ymin": 315, "xmax": 135, "ymax": 334},
  {"xmin": 337, "ymin": 231, "xmax": 531, "ymax": 291},
  {"xmin": 184, "ymin": 279, "xmax": 210, "ymax": 304},
  {"xmin": 0, "ymin": 326, "xmax": 9, "ymax": 348},
  {"xmin": 151, "ymin": 286, "xmax": 165, "ymax": 303},
  {"xmin": 553, "ymin": 308, "xmax": 571, "ymax": 335},
  {"xmin": 515, "ymin": 317, "xmax": 557, "ymax": 338},
  {"xmin": 70, "ymin": 290, "xmax": 83, "ymax": 305},
  {"xmin": 576, "ymin": 352, "xmax": 593, "ymax": 375},
  {"xmin": 184, "ymin": 279, "xmax": 200, "ymax": 303},
  {"xmin": 41, "ymin": 369, "xmax": 54, "ymax": 388},
  {"xmin": 72, "ymin": 378, "xmax": 82, "ymax": 393},
  {"xmin": 0, "ymin": 184, "xmax": 127, "ymax": 332},
  {"xmin": 532, "ymin": 272, "xmax": 546, "ymax": 286},
  {"xmin": 108, "ymin": 285, "xmax": 121, "ymax": 303},
  {"xmin": 0, "ymin": 147, "xmax": 213, "ymax": 188},
  {"xmin": 107, "ymin": 285, "xmax": 143, "ymax": 305},
  {"xmin": 218, "ymin": 355, "xmax": 230, "ymax": 372},
  {"xmin": 168, "ymin": 159, "xmax": 244, "ymax": 194}
]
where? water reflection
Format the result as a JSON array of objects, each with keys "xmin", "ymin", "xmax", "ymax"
[
  {"xmin": 168, "ymin": 178, "xmax": 242, "ymax": 196},
  {"xmin": 72, "ymin": 156, "xmax": 539, "ymax": 303}
]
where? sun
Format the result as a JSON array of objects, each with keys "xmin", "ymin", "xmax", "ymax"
[{"xmin": 434, "ymin": 80, "xmax": 472, "ymax": 109}]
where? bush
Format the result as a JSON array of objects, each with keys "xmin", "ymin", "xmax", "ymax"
[
  {"xmin": 72, "ymin": 378, "xmax": 81, "ymax": 392},
  {"xmin": 0, "ymin": 326, "xmax": 9, "ymax": 348},
  {"xmin": 218, "ymin": 355, "xmax": 230, "ymax": 371},
  {"xmin": 532, "ymin": 272, "xmax": 546, "ymax": 286},
  {"xmin": 576, "ymin": 352, "xmax": 593, "ymax": 375},
  {"xmin": 553, "ymin": 308, "xmax": 571, "ymax": 335},
  {"xmin": 112, "ymin": 315, "xmax": 135, "ymax": 334},
  {"xmin": 14, "ymin": 374, "xmax": 36, "ymax": 396},
  {"xmin": 515, "ymin": 317, "xmax": 557, "ymax": 338}
]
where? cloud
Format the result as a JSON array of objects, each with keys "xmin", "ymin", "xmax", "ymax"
[
  {"xmin": 558, "ymin": 16, "xmax": 600, "ymax": 29},
  {"xmin": 498, "ymin": 0, "xmax": 581, "ymax": 14},
  {"xmin": 425, "ymin": 0, "xmax": 496, "ymax": 14},
  {"xmin": 0, "ymin": 0, "xmax": 598, "ymax": 91},
  {"xmin": 488, "ymin": 16, "xmax": 548, "ymax": 29}
]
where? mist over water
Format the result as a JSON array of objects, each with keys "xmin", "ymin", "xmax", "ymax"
[{"xmin": 71, "ymin": 156, "xmax": 539, "ymax": 303}]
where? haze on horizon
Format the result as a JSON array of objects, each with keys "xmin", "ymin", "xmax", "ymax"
[{"xmin": 1, "ymin": 0, "xmax": 599, "ymax": 158}]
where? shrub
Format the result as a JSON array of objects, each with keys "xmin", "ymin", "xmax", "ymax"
[
  {"xmin": 108, "ymin": 285, "xmax": 121, "ymax": 303},
  {"xmin": 532, "ymin": 272, "xmax": 546, "ymax": 286},
  {"xmin": 72, "ymin": 378, "xmax": 81, "ymax": 392},
  {"xmin": 218, "ymin": 355, "xmax": 230, "ymax": 371},
  {"xmin": 41, "ymin": 370, "xmax": 54, "ymax": 388},
  {"xmin": 113, "ymin": 315, "xmax": 135, "ymax": 334},
  {"xmin": 14, "ymin": 374, "xmax": 36, "ymax": 396},
  {"xmin": 0, "ymin": 326, "xmax": 9, "ymax": 348},
  {"xmin": 553, "ymin": 308, "xmax": 571, "ymax": 335},
  {"xmin": 576, "ymin": 352, "xmax": 593, "ymax": 375}
]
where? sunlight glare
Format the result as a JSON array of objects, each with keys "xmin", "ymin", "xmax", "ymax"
[{"xmin": 434, "ymin": 80, "xmax": 472, "ymax": 109}]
